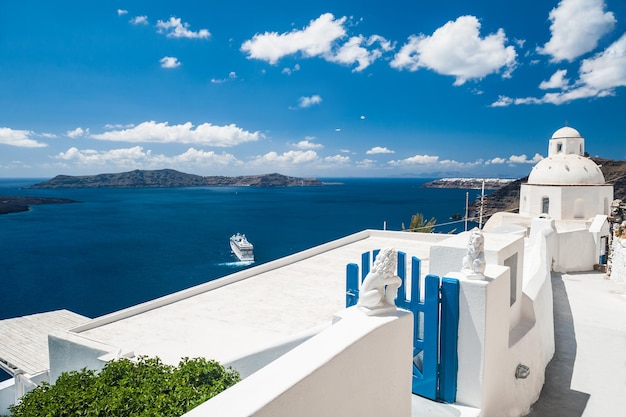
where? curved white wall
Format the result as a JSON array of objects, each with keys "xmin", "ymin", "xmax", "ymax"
[{"xmin": 183, "ymin": 308, "xmax": 413, "ymax": 417}]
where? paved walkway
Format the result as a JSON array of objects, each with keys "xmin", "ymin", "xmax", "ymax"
[{"xmin": 525, "ymin": 272, "xmax": 626, "ymax": 417}]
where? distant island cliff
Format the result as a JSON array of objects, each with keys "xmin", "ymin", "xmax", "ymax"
[
  {"xmin": 27, "ymin": 170, "xmax": 324, "ymax": 189},
  {"xmin": 422, "ymin": 178, "xmax": 515, "ymax": 190},
  {"xmin": 0, "ymin": 196, "xmax": 78, "ymax": 215}
]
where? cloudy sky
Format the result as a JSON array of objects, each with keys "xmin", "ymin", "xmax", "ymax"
[{"xmin": 1, "ymin": 0, "xmax": 625, "ymax": 178}]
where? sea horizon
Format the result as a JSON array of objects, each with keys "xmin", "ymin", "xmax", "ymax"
[{"xmin": 1, "ymin": 177, "xmax": 482, "ymax": 321}]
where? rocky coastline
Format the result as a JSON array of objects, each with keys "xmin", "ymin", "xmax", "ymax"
[
  {"xmin": 422, "ymin": 178, "xmax": 515, "ymax": 190},
  {"xmin": 27, "ymin": 170, "xmax": 323, "ymax": 189},
  {"xmin": 0, "ymin": 196, "xmax": 78, "ymax": 215}
]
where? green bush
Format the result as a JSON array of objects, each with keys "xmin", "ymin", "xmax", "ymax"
[{"xmin": 8, "ymin": 356, "xmax": 240, "ymax": 417}]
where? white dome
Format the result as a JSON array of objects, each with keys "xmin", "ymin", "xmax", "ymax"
[
  {"xmin": 528, "ymin": 154, "xmax": 605, "ymax": 185},
  {"xmin": 551, "ymin": 126, "xmax": 581, "ymax": 139}
]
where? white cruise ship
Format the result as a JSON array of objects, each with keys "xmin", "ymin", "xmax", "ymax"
[{"xmin": 230, "ymin": 233, "xmax": 254, "ymax": 261}]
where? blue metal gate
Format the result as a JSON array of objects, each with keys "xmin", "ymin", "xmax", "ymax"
[{"xmin": 346, "ymin": 250, "xmax": 459, "ymax": 403}]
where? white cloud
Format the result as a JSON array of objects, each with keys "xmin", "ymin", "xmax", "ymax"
[
  {"xmin": 241, "ymin": 13, "xmax": 391, "ymax": 71},
  {"xmin": 282, "ymin": 64, "xmax": 301, "ymax": 75},
  {"xmin": 366, "ymin": 146, "xmax": 395, "ymax": 155},
  {"xmin": 252, "ymin": 150, "xmax": 319, "ymax": 165},
  {"xmin": 90, "ymin": 121, "xmax": 261, "ymax": 147},
  {"xmin": 487, "ymin": 157, "xmax": 507, "ymax": 164},
  {"xmin": 54, "ymin": 146, "xmax": 241, "ymax": 170},
  {"xmin": 117, "ymin": 9, "xmax": 128, "ymax": 16},
  {"xmin": 151, "ymin": 148, "xmax": 242, "ymax": 167},
  {"xmin": 160, "ymin": 56, "xmax": 181, "ymax": 68},
  {"xmin": 357, "ymin": 159, "xmax": 377, "ymax": 168},
  {"xmin": 577, "ymin": 33, "xmax": 626, "ymax": 91},
  {"xmin": 0, "ymin": 127, "xmax": 48, "ymax": 148},
  {"xmin": 537, "ymin": 0, "xmax": 616, "ymax": 62},
  {"xmin": 211, "ymin": 72, "xmax": 237, "ymax": 84},
  {"xmin": 156, "ymin": 17, "xmax": 210, "ymax": 39},
  {"xmin": 390, "ymin": 15, "xmax": 517, "ymax": 85},
  {"xmin": 67, "ymin": 127, "xmax": 89, "ymax": 138},
  {"xmin": 327, "ymin": 34, "xmax": 393, "ymax": 72},
  {"xmin": 55, "ymin": 146, "xmax": 146, "ymax": 165},
  {"xmin": 130, "ymin": 16, "xmax": 148, "ymax": 25},
  {"xmin": 297, "ymin": 95, "xmax": 322, "ymax": 108},
  {"xmin": 539, "ymin": 69, "xmax": 570, "ymax": 90},
  {"xmin": 104, "ymin": 123, "xmax": 135, "ymax": 129},
  {"xmin": 490, "ymin": 95, "xmax": 514, "ymax": 107},
  {"xmin": 324, "ymin": 154, "xmax": 350, "ymax": 163},
  {"xmin": 293, "ymin": 139, "xmax": 323, "ymax": 150},
  {"xmin": 389, "ymin": 154, "xmax": 439, "ymax": 165},
  {"xmin": 508, "ymin": 153, "xmax": 544, "ymax": 164},
  {"xmin": 241, "ymin": 13, "xmax": 346, "ymax": 64},
  {"xmin": 491, "ymin": 33, "xmax": 626, "ymax": 106}
]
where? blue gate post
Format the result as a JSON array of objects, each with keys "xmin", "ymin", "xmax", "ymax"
[
  {"xmin": 438, "ymin": 277, "xmax": 460, "ymax": 403},
  {"xmin": 395, "ymin": 251, "xmax": 408, "ymax": 310},
  {"xmin": 412, "ymin": 274, "xmax": 441, "ymax": 399},
  {"xmin": 346, "ymin": 263, "xmax": 359, "ymax": 307}
]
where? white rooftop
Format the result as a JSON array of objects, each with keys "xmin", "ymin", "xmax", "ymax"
[
  {"xmin": 72, "ymin": 230, "xmax": 446, "ymax": 366},
  {"xmin": 0, "ymin": 310, "xmax": 88, "ymax": 376}
]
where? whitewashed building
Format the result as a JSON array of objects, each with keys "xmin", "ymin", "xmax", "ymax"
[{"xmin": 485, "ymin": 126, "xmax": 613, "ymax": 272}]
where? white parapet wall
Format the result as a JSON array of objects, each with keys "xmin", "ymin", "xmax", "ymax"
[
  {"xmin": 434, "ymin": 218, "xmax": 556, "ymax": 417},
  {"xmin": 0, "ymin": 378, "xmax": 15, "ymax": 415},
  {"xmin": 182, "ymin": 307, "xmax": 414, "ymax": 417}
]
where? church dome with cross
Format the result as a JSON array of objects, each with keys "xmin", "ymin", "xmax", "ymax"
[
  {"xmin": 527, "ymin": 126, "xmax": 605, "ymax": 186},
  {"xmin": 519, "ymin": 125, "xmax": 612, "ymax": 221}
]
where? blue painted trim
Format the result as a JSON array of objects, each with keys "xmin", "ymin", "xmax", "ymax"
[
  {"xmin": 361, "ymin": 252, "xmax": 370, "ymax": 282},
  {"xmin": 439, "ymin": 277, "xmax": 460, "ymax": 403},
  {"xmin": 412, "ymin": 274, "xmax": 440, "ymax": 399},
  {"xmin": 346, "ymin": 263, "xmax": 359, "ymax": 308}
]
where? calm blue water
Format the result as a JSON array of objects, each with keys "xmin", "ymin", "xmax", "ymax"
[{"xmin": 0, "ymin": 178, "xmax": 481, "ymax": 320}]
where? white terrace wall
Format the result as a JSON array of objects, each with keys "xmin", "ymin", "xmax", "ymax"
[
  {"xmin": 0, "ymin": 378, "xmax": 14, "ymax": 415},
  {"xmin": 0, "ymin": 371, "xmax": 50, "ymax": 414},
  {"xmin": 553, "ymin": 226, "xmax": 598, "ymax": 272},
  {"xmin": 431, "ymin": 219, "xmax": 556, "ymax": 417},
  {"xmin": 48, "ymin": 330, "xmax": 133, "ymax": 383},
  {"xmin": 183, "ymin": 308, "xmax": 414, "ymax": 417}
]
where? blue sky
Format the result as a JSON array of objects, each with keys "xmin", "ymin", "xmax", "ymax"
[{"xmin": 1, "ymin": 0, "xmax": 625, "ymax": 179}]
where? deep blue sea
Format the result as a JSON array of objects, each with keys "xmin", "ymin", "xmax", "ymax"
[{"xmin": 0, "ymin": 178, "xmax": 482, "ymax": 321}]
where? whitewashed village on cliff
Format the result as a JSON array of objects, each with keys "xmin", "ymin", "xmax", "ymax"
[{"xmin": 1, "ymin": 126, "xmax": 625, "ymax": 417}]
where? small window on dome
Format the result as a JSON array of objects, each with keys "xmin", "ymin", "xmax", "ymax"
[
  {"xmin": 542, "ymin": 197, "xmax": 550, "ymax": 215},
  {"xmin": 557, "ymin": 142, "xmax": 563, "ymax": 153}
]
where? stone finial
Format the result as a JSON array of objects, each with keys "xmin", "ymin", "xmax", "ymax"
[
  {"xmin": 357, "ymin": 248, "xmax": 402, "ymax": 314},
  {"xmin": 462, "ymin": 228, "xmax": 486, "ymax": 279}
]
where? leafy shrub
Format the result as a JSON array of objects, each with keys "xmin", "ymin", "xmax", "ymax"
[{"xmin": 8, "ymin": 356, "xmax": 240, "ymax": 417}]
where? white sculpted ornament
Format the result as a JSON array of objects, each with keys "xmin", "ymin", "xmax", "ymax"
[
  {"xmin": 357, "ymin": 248, "xmax": 402, "ymax": 313},
  {"xmin": 462, "ymin": 228, "xmax": 486, "ymax": 279}
]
